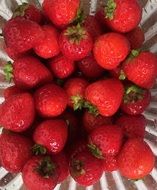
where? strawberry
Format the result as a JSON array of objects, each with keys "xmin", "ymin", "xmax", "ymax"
[
  {"xmin": 78, "ymin": 54, "xmax": 104, "ymax": 79},
  {"xmin": 43, "ymin": 0, "xmax": 80, "ymax": 27},
  {"xmin": 22, "ymin": 156, "xmax": 60, "ymax": 190},
  {"xmin": 83, "ymin": 111, "xmax": 112, "ymax": 133},
  {"xmin": 59, "ymin": 24, "xmax": 93, "ymax": 61},
  {"xmin": 93, "ymin": 33, "xmax": 130, "ymax": 70},
  {"xmin": 3, "ymin": 17, "xmax": 44, "ymax": 53},
  {"xmin": 64, "ymin": 77, "xmax": 88, "ymax": 110},
  {"xmin": 3, "ymin": 85, "xmax": 24, "ymax": 99},
  {"xmin": 49, "ymin": 54, "xmax": 75, "ymax": 79},
  {"xmin": 103, "ymin": 156, "xmax": 118, "ymax": 172},
  {"xmin": 125, "ymin": 27, "xmax": 145, "ymax": 49},
  {"xmin": 118, "ymin": 138, "xmax": 155, "ymax": 179},
  {"xmin": 88, "ymin": 125, "xmax": 123, "ymax": 159},
  {"xmin": 0, "ymin": 93, "xmax": 35, "ymax": 132},
  {"xmin": 0, "ymin": 133, "xmax": 33, "ymax": 173},
  {"xmin": 69, "ymin": 150, "xmax": 103, "ymax": 186},
  {"xmin": 33, "ymin": 119, "xmax": 68, "ymax": 154},
  {"xmin": 34, "ymin": 25, "xmax": 60, "ymax": 59},
  {"xmin": 34, "ymin": 84, "xmax": 68, "ymax": 117},
  {"xmin": 85, "ymin": 79, "xmax": 124, "ymax": 117},
  {"xmin": 121, "ymin": 84, "xmax": 151, "ymax": 115},
  {"xmin": 116, "ymin": 114, "xmax": 146, "ymax": 138},
  {"xmin": 103, "ymin": 0, "xmax": 142, "ymax": 33},
  {"xmin": 122, "ymin": 50, "xmax": 157, "ymax": 89}
]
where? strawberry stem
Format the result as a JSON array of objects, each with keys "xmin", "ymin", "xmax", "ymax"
[
  {"xmin": 71, "ymin": 159, "xmax": 85, "ymax": 176},
  {"xmin": 72, "ymin": 9, "xmax": 85, "ymax": 25},
  {"xmin": 84, "ymin": 101, "xmax": 99, "ymax": 116},
  {"xmin": 88, "ymin": 144, "xmax": 104, "ymax": 159},
  {"xmin": 71, "ymin": 95, "xmax": 84, "ymax": 111},
  {"xmin": 3, "ymin": 61, "xmax": 13, "ymax": 82},
  {"xmin": 13, "ymin": 3, "xmax": 29, "ymax": 18},
  {"xmin": 32, "ymin": 144, "xmax": 47, "ymax": 155},
  {"xmin": 105, "ymin": 0, "xmax": 116, "ymax": 20},
  {"xmin": 119, "ymin": 70, "xmax": 126, "ymax": 80}
]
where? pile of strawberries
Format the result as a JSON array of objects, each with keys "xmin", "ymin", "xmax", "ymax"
[{"xmin": 0, "ymin": 0, "xmax": 157, "ymax": 189}]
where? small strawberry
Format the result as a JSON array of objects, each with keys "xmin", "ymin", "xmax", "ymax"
[
  {"xmin": 121, "ymin": 84, "xmax": 151, "ymax": 115},
  {"xmin": 59, "ymin": 24, "xmax": 93, "ymax": 61},
  {"xmin": 64, "ymin": 77, "xmax": 88, "ymax": 110},
  {"xmin": 88, "ymin": 125, "xmax": 123, "ymax": 159},
  {"xmin": 0, "ymin": 93, "xmax": 35, "ymax": 132},
  {"xmin": 43, "ymin": 0, "xmax": 80, "ymax": 27},
  {"xmin": 0, "ymin": 133, "xmax": 33, "ymax": 173},
  {"xmin": 49, "ymin": 54, "xmax": 75, "ymax": 79},
  {"xmin": 93, "ymin": 33, "xmax": 130, "ymax": 70},
  {"xmin": 85, "ymin": 79, "xmax": 124, "ymax": 117},
  {"xmin": 22, "ymin": 156, "xmax": 60, "ymax": 190},
  {"xmin": 3, "ymin": 85, "xmax": 24, "ymax": 99},
  {"xmin": 69, "ymin": 150, "xmax": 103, "ymax": 186},
  {"xmin": 78, "ymin": 54, "xmax": 104, "ymax": 79},
  {"xmin": 118, "ymin": 138, "xmax": 155, "ymax": 179},
  {"xmin": 122, "ymin": 50, "xmax": 157, "ymax": 89},
  {"xmin": 3, "ymin": 17, "xmax": 44, "ymax": 53},
  {"xmin": 103, "ymin": 156, "xmax": 118, "ymax": 172},
  {"xmin": 33, "ymin": 119, "xmax": 68, "ymax": 154},
  {"xmin": 34, "ymin": 25, "xmax": 60, "ymax": 59},
  {"xmin": 103, "ymin": 0, "xmax": 142, "ymax": 33},
  {"xmin": 116, "ymin": 114, "xmax": 146, "ymax": 138},
  {"xmin": 34, "ymin": 84, "xmax": 68, "ymax": 117}
]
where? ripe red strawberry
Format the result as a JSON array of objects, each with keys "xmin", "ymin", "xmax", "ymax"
[
  {"xmin": 64, "ymin": 77, "xmax": 88, "ymax": 110},
  {"xmin": 118, "ymin": 138, "xmax": 155, "ymax": 179},
  {"xmin": 0, "ymin": 93, "xmax": 35, "ymax": 132},
  {"xmin": 103, "ymin": 0, "xmax": 142, "ymax": 33},
  {"xmin": 69, "ymin": 150, "xmax": 103, "ymax": 186},
  {"xmin": 0, "ymin": 133, "xmax": 33, "ymax": 173},
  {"xmin": 103, "ymin": 156, "xmax": 118, "ymax": 172},
  {"xmin": 3, "ymin": 85, "xmax": 24, "ymax": 99},
  {"xmin": 93, "ymin": 33, "xmax": 130, "ymax": 70},
  {"xmin": 34, "ymin": 84, "xmax": 68, "ymax": 117},
  {"xmin": 125, "ymin": 27, "xmax": 145, "ymax": 49},
  {"xmin": 78, "ymin": 55, "xmax": 104, "ymax": 79},
  {"xmin": 49, "ymin": 54, "xmax": 75, "ymax": 79},
  {"xmin": 59, "ymin": 25, "xmax": 93, "ymax": 61},
  {"xmin": 121, "ymin": 84, "xmax": 151, "ymax": 115},
  {"xmin": 3, "ymin": 17, "xmax": 44, "ymax": 53},
  {"xmin": 43, "ymin": 0, "xmax": 80, "ymax": 27},
  {"xmin": 33, "ymin": 119, "xmax": 68, "ymax": 154},
  {"xmin": 85, "ymin": 79, "xmax": 124, "ymax": 117},
  {"xmin": 122, "ymin": 51, "xmax": 157, "ymax": 89},
  {"xmin": 88, "ymin": 125, "xmax": 123, "ymax": 158},
  {"xmin": 83, "ymin": 111, "xmax": 112, "ymax": 133},
  {"xmin": 22, "ymin": 156, "xmax": 60, "ymax": 190},
  {"xmin": 34, "ymin": 25, "xmax": 60, "ymax": 59},
  {"xmin": 116, "ymin": 114, "xmax": 146, "ymax": 138}
]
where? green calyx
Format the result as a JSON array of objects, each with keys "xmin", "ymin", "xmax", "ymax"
[
  {"xmin": 88, "ymin": 144, "xmax": 104, "ymax": 159},
  {"xmin": 71, "ymin": 159, "xmax": 85, "ymax": 177},
  {"xmin": 129, "ymin": 49, "xmax": 140, "ymax": 60},
  {"xmin": 105, "ymin": 0, "xmax": 116, "ymax": 20},
  {"xmin": 13, "ymin": 3, "xmax": 29, "ymax": 18},
  {"xmin": 3, "ymin": 61, "xmax": 13, "ymax": 82},
  {"xmin": 119, "ymin": 70, "xmax": 126, "ymax": 80},
  {"xmin": 71, "ymin": 95, "xmax": 85, "ymax": 111},
  {"xmin": 84, "ymin": 101, "xmax": 99, "ymax": 116},
  {"xmin": 32, "ymin": 144, "xmax": 47, "ymax": 156},
  {"xmin": 73, "ymin": 9, "xmax": 85, "ymax": 25}
]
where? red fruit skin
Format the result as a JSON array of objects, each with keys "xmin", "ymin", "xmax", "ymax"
[
  {"xmin": 13, "ymin": 56, "xmax": 53, "ymax": 89},
  {"xmin": 22, "ymin": 156, "xmax": 59, "ymax": 190},
  {"xmin": 118, "ymin": 138, "xmax": 155, "ymax": 179},
  {"xmin": 4, "ymin": 85, "xmax": 24, "ymax": 99},
  {"xmin": 123, "ymin": 52, "xmax": 157, "ymax": 89},
  {"xmin": 89, "ymin": 125, "xmax": 123, "ymax": 157},
  {"xmin": 3, "ymin": 17, "xmax": 44, "ymax": 53},
  {"xmin": 43, "ymin": 0, "xmax": 80, "ymax": 27},
  {"xmin": 0, "ymin": 133, "xmax": 33, "ymax": 173},
  {"xmin": 49, "ymin": 55, "xmax": 75, "ymax": 79},
  {"xmin": 59, "ymin": 29, "xmax": 93, "ymax": 61},
  {"xmin": 34, "ymin": 84, "xmax": 68, "ymax": 117},
  {"xmin": 85, "ymin": 79, "xmax": 124, "ymax": 117},
  {"xmin": 70, "ymin": 150, "xmax": 103, "ymax": 186},
  {"xmin": 121, "ymin": 90, "xmax": 151, "ymax": 115},
  {"xmin": 116, "ymin": 114, "xmax": 146, "ymax": 138},
  {"xmin": 94, "ymin": 33, "xmax": 130, "ymax": 70},
  {"xmin": 78, "ymin": 55, "xmax": 104, "ymax": 79},
  {"xmin": 103, "ymin": 156, "xmax": 118, "ymax": 172},
  {"xmin": 83, "ymin": 111, "xmax": 112, "ymax": 133},
  {"xmin": 125, "ymin": 27, "xmax": 145, "ymax": 49},
  {"xmin": 34, "ymin": 25, "xmax": 60, "ymax": 59},
  {"xmin": 33, "ymin": 119, "xmax": 68, "ymax": 154},
  {"xmin": 0, "ymin": 93, "xmax": 35, "ymax": 132},
  {"xmin": 104, "ymin": 0, "xmax": 142, "ymax": 33}
]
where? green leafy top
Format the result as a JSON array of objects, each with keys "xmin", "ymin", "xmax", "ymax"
[
  {"xmin": 3, "ymin": 61, "xmax": 13, "ymax": 82},
  {"xmin": 105, "ymin": 0, "xmax": 117, "ymax": 20}
]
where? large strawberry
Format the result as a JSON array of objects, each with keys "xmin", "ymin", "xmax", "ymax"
[
  {"xmin": 0, "ymin": 133, "xmax": 33, "ymax": 173},
  {"xmin": 0, "ymin": 93, "xmax": 35, "ymax": 132},
  {"xmin": 85, "ymin": 79, "xmax": 124, "ymax": 117},
  {"xmin": 118, "ymin": 138, "xmax": 155, "ymax": 179},
  {"xmin": 34, "ymin": 84, "xmax": 68, "ymax": 117},
  {"xmin": 59, "ymin": 24, "xmax": 93, "ymax": 61},
  {"xmin": 93, "ymin": 33, "xmax": 130, "ymax": 70}
]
